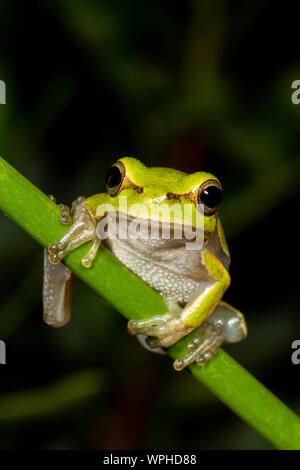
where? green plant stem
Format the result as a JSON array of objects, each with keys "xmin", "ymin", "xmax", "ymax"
[{"xmin": 0, "ymin": 156, "xmax": 300, "ymax": 449}]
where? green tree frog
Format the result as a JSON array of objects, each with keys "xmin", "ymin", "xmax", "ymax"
[{"xmin": 43, "ymin": 157, "xmax": 247, "ymax": 370}]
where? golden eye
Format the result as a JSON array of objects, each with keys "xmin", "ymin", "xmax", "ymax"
[
  {"xmin": 198, "ymin": 180, "xmax": 222, "ymax": 215},
  {"xmin": 105, "ymin": 161, "xmax": 125, "ymax": 196}
]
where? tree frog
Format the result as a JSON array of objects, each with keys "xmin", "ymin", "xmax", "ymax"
[{"xmin": 43, "ymin": 157, "xmax": 247, "ymax": 370}]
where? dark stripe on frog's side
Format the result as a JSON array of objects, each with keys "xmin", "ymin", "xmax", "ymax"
[
  {"xmin": 165, "ymin": 191, "xmax": 198, "ymax": 205},
  {"xmin": 125, "ymin": 179, "xmax": 144, "ymax": 194}
]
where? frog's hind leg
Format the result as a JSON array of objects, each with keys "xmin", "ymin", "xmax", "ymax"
[
  {"xmin": 173, "ymin": 301, "xmax": 247, "ymax": 371},
  {"xmin": 43, "ymin": 249, "xmax": 75, "ymax": 327}
]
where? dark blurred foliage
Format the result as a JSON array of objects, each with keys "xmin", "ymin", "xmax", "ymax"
[{"xmin": 0, "ymin": 0, "xmax": 300, "ymax": 450}]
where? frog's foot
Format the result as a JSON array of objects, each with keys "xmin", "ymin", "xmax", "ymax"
[
  {"xmin": 48, "ymin": 196, "xmax": 99, "ymax": 268},
  {"xmin": 128, "ymin": 312, "xmax": 194, "ymax": 349},
  {"xmin": 173, "ymin": 323, "xmax": 223, "ymax": 371},
  {"xmin": 173, "ymin": 301, "xmax": 247, "ymax": 371}
]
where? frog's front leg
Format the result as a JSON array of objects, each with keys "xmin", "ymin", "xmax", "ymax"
[
  {"xmin": 48, "ymin": 196, "xmax": 100, "ymax": 268},
  {"xmin": 128, "ymin": 250, "xmax": 233, "ymax": 369}
]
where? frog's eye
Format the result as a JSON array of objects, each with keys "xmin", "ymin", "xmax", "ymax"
[
  {"xmin": 198, "ymin": 180, "xmax": 222, "ymax": 215},
  {"xmin": 105, "ymin": 162, "xmax": 125, "ymax": 196}
]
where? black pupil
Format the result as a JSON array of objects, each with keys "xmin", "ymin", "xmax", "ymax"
[
  {"xmin": 201, "ymin": 186, "xmax": 222, "ymax": 208},
  {"xmin": 105, "ymin": 166, "xmax": 122, "ymax": 189}
]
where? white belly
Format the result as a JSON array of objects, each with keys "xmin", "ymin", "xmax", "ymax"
[{"xmin": 104, "ymin": 238, "xmax": 201, "ymax": 305}]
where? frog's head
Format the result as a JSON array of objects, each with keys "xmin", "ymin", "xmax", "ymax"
[{"xmin": 87, "ymin": 157, "xmax": 223, "ymax": 242}]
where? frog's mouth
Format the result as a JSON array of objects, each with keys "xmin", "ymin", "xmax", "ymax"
[{"xmin": 97, "ymin": 210, "xmax": 211, "ymax": 244}]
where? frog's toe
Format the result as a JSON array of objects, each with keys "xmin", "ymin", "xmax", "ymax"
[
  {"xmin": 173, "ymin": 323, "xmax": 223, "ymax": 371},
  {"xmin": 146, "ymin": 327, "xmax": 192, "ymax": 349},
  {"xmin": 48, "ymin": 243, "xmax": 61, "ymax": 264},
  {"xmin": 48, "ymin": 240, "xmax": 71, "ymax": 264},
  {"xmin": 48, "ymin": 195, "xmax": 71, "ymax": 226},
  {"xmin": 58, "ymin": 203, "xmax": 71, "ymax": 225},
  {"xmin": 128, "ymin": 315, "xmax": 170, "ymax": 337},
  {"xmin": 128, "ymin": 311, "xmax": 188, "ymax": 338},
  {"xmin": 81, "ymin": 238, "xmax": 101, "ymax": 268}
]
